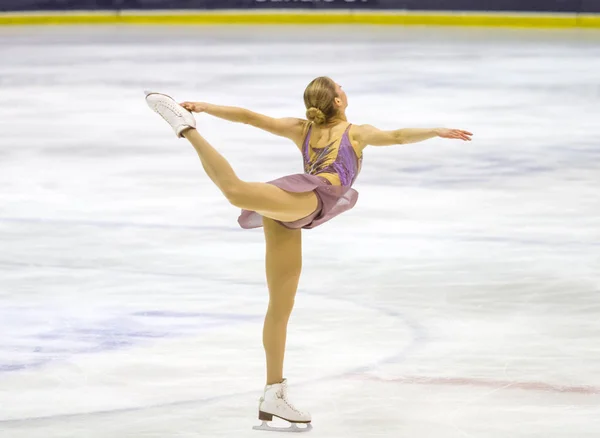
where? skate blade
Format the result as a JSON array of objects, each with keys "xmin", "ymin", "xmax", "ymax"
[
  {"xmin": 143, "ymin": 90, "xmax": 175, "ymax": 101},
  {"xmin": 253, "ymin": 421, "xmax": 312, "ymax": 433}
]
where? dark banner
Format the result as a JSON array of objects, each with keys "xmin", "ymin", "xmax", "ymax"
[
  {"xmin": 120, "ymin": 0, "xmax": 582, "ymax": 11},
  {"xmin": 0, "ymin": 0, "xmax": 113, "ymax": 10},
  {"xmin": 581, "ymin": 0, "xmax": 600, "ymax": 13},
  {"xmin": 0, "ymin": 0, "xmax": 592, "ymax": 12}
]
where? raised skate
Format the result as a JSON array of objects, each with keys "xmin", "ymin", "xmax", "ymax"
[
  {"xmin": 252, "ymin": 379, "xmax": 312, "ymax": 433},
  {"xmin": 144, "ymin": 90, "xmax": 196, "ymax": 138}
]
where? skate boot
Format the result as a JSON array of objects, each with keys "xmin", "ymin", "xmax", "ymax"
[
  {"xmin": 144, "ymin": 90, "xmax": 196, "ymax": 138},
  {"xmin": 253, "ymin": 379, "xmax": 312, "ymax": 433}
]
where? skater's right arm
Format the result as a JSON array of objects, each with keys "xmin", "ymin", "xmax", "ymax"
[{"xmin": 180, "ymin": 102, "xmax": 306, "ymax": 143}]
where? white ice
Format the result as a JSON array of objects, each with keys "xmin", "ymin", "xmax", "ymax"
[{"xmin": 0, "ymin": 25, "xmax": 599, "ymax": 438}]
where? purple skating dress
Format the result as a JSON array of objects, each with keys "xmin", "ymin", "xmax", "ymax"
[{"xmin": 238, "ymin": 123, "xmax": 362, "ymax": 230}]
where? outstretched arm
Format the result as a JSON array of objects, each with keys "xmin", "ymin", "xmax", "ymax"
[
  {"xmin": 180, "ymin": 101, "xmax": 306, "ymax": 143},
  {"xmin": 353, "ymin": 124, "xmax": 472, "ymax": 151}
]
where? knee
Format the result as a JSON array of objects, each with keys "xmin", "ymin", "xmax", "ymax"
[{"xmin": 267, "ymin": 296, "xmax": 296, "ymax": 320}]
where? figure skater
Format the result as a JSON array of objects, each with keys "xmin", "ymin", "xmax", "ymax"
[{"xmin": 144, "ymin": 77, "xmax": 472, "ymax": 432}]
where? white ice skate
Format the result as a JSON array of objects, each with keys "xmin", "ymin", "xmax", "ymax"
[
  {"xmin": 253, "ymin": 379, "xmax": 312, "ymax": 433},
  {"xmin": 144, "ymin": 90, "xmax": 196, "ymax": 138}
]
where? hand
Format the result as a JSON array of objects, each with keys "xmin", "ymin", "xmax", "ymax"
[
  {"xmin": 435, "ymin": 128, "xmax": 473, "ymax": 141},
  {"xmin": 180, "ymin": 101, "xmax": 207, "ymax": 113}
]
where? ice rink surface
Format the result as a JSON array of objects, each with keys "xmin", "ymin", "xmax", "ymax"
[{"xmin": 0, "ymin": 24, "xmax": 599, "ymax": 437}]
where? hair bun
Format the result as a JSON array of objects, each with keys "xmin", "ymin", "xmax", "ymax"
[{"xmin": 306, "ymin": 107, "xmax": 326, "ymax": 126}]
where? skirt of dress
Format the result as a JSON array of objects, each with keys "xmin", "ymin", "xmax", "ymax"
[{"xmin": 237, "ymin": 173, "xmax": 359, "ymax": 230}]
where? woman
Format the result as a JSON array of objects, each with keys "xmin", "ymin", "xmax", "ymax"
[{"xmin": 145, "ymin": 77, "xmax": 472, "ymax": 432}]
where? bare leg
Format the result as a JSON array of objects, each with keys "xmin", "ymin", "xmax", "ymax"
[
  {"xmin": 262, "ymin": 217, "xmax": 302, "ymax": 385},
  {"xmin": 182, "ymin": 129, "xmax": 318, "ymax": 222}
]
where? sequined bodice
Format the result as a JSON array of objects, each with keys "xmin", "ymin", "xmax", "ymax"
[{"xmin": 302, "ymin": 124, "xmax": 362, "ymax": 187}]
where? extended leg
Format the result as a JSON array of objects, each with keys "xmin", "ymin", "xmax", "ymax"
[
  {"xmin": 183, "ymin": 129, "xmax": 318, "ymax": 223},
  {"xmin": 145, "ymin": 92, "xmax": 318, "ymax": 223}
]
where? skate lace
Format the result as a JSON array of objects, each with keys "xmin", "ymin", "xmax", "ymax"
[
  {"xmin": 157, "ymin": 102, "xmax": 184, "ymax": 120},
  {"xmin": 278, "ymin": 384, "xmax": 303, "ymax": 415}
]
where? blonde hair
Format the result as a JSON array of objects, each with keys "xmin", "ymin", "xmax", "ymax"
[{"xmin": 303, "ymin": 76, "xmax": 338, "ymax": 126}]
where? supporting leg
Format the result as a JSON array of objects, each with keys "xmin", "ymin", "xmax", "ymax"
[
  {"xmin": 262, "ymin": 217, "xmax": 303, "ymax": 385},
  {"xmin": 255, "ymin": 225, "xmax": 313, "ymax": 429}
]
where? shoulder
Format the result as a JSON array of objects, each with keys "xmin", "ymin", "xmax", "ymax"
[
  {"xmin": 349, "ymin": 123, "xmax": 374, "ymax": 137},
  {"xmin": 284, "ymin": 118, "xmax": 310, "ymax": 135},
  {"xmin": 298, "ymin": 119, "xmax": 311, "ymax": 134},
  {"xmin": 296, "ymin": 119, "xmax": 311, "ymax": 140},
  {"xmin": 348, "ymin": 123, "xmax": 372, "ymax": 153},
  {"xmin": 348, "ymin": 124, "xmax": 375, "ymax": 141},
  {"xmin": 289, "ymin": 119, "xmax": 311, "ymax": 150}
]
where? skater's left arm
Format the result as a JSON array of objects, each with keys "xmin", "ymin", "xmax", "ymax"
[
  {"xmin": 180, "ymin": 102, "xmax": 306, "ymax": 143},
  {"xmin": 352, "ymin": 125, "xmax": 472, "ymax": 151}
]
